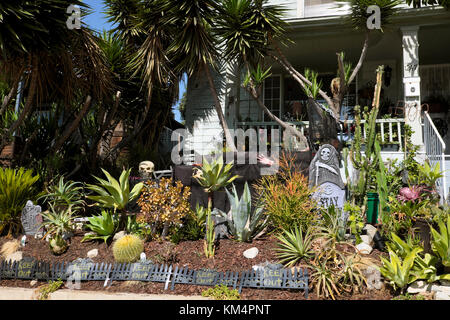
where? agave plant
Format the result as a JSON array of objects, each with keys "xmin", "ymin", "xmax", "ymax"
[
  {"xmin": 86, "ymin": 168, "xmax": 143, "ymax": 229},
  {"xmin": 430, "ymin": 215, "xmax": 450, "ymax": 268},
  {"xmin": 274, "ymin": 226, "xmax": 315, "ymax": 267},
  {"xmin": 82, "ymin": 210, "xmax": 119, "ymax": 243},
  {"xmin": 0, "ymin": 167, "xmax": 40, "ymax": 236}
]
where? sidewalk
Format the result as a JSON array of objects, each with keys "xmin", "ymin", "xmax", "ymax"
[{"xmin": 0, "ymin": 286, "xmax": 211, "ymax": 300}]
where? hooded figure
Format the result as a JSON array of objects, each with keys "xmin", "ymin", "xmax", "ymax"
[{"xmin": 309, "ymin": 144, "xmax": 344, "ymax": 189}]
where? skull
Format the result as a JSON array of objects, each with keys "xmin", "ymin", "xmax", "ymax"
[
  {"xmin": 139, "ymin": 161, "xmax": 155, "ymax": 179},
  {"xmin": 320, "ymin": 147, "xmax": 331, "ymax": 161}
]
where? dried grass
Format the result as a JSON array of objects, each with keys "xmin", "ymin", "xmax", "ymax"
[{"xmin": 1, "ymin": 240, "xmax": 20, "ymax": 259}]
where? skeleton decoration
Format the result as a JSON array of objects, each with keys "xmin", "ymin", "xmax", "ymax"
[
  {"xmin": 309, "ymin": 144, "xmax": 344, "ymax": 189},
  {"xmin": 139, "ymin": 161, "xmax": 155, "ymax": 179}
]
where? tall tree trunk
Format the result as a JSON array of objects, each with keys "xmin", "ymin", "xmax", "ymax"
[
  {"xmin": 51, "ymin": 95, "xmax": 92, "ymax": 152},
  {"xmin": 203, "ymin": 64, "xmax": 237, "ymax": 153},
  {"xmin": 0, "ymin": 72, "xmax": 22, "ymax": 116},
  {"xmin": 0, "ymin": 60, "xmax": 38, "ymax": 154}
]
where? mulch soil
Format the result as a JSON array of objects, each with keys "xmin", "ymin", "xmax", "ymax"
[{"xmin": 0, "ymin": 233, "xmax": 393, "ymax": 300}]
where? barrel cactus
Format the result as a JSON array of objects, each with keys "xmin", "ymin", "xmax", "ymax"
[{"xmin": 112, "ymin": 234, "xmax": 144, "ymax": 263}]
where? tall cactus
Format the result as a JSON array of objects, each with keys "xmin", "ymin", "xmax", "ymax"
[{"xmin": 345, "ymin": 66, "xmax": 384, "ymax": 207}]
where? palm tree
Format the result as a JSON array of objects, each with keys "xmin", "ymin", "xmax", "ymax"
[
  {"xmin": 217, "ymin": 0, "xmax": 309, "ymax": 148},
  {"xmin": 164, "ymin": 0, "xmax": 237, "ymax": 152},
  {"xmin": 0, "ymin": 0, "xmax": 114, "ymax": 154},
  {"xmin": 218, "ymin": 0, "xmax": 400, "ymax": 147}
]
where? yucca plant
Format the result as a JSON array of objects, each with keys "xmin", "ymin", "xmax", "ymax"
[
  {"xmin": 274, "ymin": 226, "xmax": 315, "ymax": 267},
  {"xmin": 195, "ymin": 157, "xmax": 239, "ymax": 207},
  {"xmin": 82, "ymin": 210, "xmax": 119, "ymax": 243},
  {"xmin": 86, "ymin": 168, "xmax": 143, "ymax": 229},
  {"xmin": 430, "ymin": 215, "xmax": 450, "ymax": 268},
  {"xmin": 379, "ymin": 247, "xmax": 422, "ymax": 293},
  {"xmin": 195, "ymin": 157, "xmax": 239, "ymax": 258},
  {"xmin": 39, "ymin": 176, "xmax": 86, "ymax": 213},
  {"xmin": 0, "ymin": 167, "xmax": 40, "ymax": 236},
  {"xmin": 214, "ymin": 182, "xmax": 267, "ymax": 242}
]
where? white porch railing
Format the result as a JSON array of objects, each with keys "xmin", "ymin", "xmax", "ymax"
[
  {"xmin": 236, "ymin": 118, "xmax": 406, "ymax": 151},
  {"xmin": 423, "ymin": 111, "xmax": 448, "ymax": 204}
]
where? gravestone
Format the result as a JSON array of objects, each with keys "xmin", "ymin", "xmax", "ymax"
[
  {"xmin": 17, "ymin": 257, "xmax": 36, "ymax": 279},
  {"xmin": 129, "ymin": 261, "xmax": 154, "ymax": 281},
  {"xmin": 309, "ymin": 144, "xmax": 346, "ymax": 210},
  {"xmin": 21, "ymin": 200, "xmax": 43, "ymax": 236},
  {"xmin": 66, "ymin": 258, "xmax": 95, "ymax": 281},
  {"xmin": 194, "ymin": 269, "xmax": 219, "ymax": 286}
]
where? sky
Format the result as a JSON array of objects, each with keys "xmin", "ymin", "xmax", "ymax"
[{"xmin": 83, "ymin": 0, "xmax": 186, "ymax": 123}]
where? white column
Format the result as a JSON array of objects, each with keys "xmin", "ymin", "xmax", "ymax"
[{"xmin": 401, "ymin": 26, "xmax": 423, "ymax": 148}]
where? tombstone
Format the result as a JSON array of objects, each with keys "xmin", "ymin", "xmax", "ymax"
[
  {"xmin": 21, "ymin": 200, "xmax": 43, "ymax": 237},
  {"xmin": 309, "ymin": 144, "xmax": 346, "ymax": 210},
  {"xmin": 66, "ymin": 258, "xmax": 95, "ymax": 281}
]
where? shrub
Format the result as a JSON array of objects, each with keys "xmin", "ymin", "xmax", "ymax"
[
  {"xmin": 0, "ymin": 167, "xmax": 40, "ymax": 236},
  {"xmin": 254, "ymin": 153, "xmax": 317, "ymax": 233},
  {"xmin": 112, "ymin": 234, "xmax": 144, "ymax": 263},
  {"xmin": 137, "ymin": 178, "xmax": 190, "ymax": 239},
  {"xmin": 170, "ymin": 204, "xmax": 207, "ymax": 243},
  {"xmin": 201, "ymin": 285, "xmax": 240, "ymax": 300}
]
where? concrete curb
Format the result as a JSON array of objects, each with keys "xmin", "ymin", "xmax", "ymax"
[{"xmin": 0, "ymin": 286, "xmax": 211, "ymax": 300}]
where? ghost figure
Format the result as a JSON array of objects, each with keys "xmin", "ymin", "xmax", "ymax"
[
  {"xmin": 139, "ymin": 161, "xmax": 155, "ymax": 179},
  {"xmin": 309, "ymin": 144, "xmax": 344, "ymax": 189}
]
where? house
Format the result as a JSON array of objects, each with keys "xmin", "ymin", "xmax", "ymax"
[{"xmin": 182, "ymin": 1, "xmax": 450, "ymax": 202}]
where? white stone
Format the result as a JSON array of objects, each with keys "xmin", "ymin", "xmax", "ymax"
[
  {"xmin": 363, "ymin": 224, "xmax": 378, "ymax": 240},
  {"xmin": 30, "ymin": 280, "xmax": 38, "ymax": 287},
  {"xmin": 87, "ymin": 249, "xmax": 98, "ymax": 259},
  {"xmin": 5, "ymin": 251, "xmax": 23, "ymax": 263},
  {"xmin": 360, "ymin": 235, "xmax": 374, "ymax": 246},
  {"xmin": 407, "ymin": 281, "xmax": 432, "ymax": 294},
  {"xmin": 113, "ymin": 231, "xmax": 127, "ymax": 241},
  {"xmin": 364, "ymin": 266, "xmax": 382, "ymax": 290},
  {"xmin": 243, "ymin": 247, "xmax": 259, "ymax": 259},
  {"xmin": 140, "ymin": 252, "xmax": 146, "ymax": 261},
  {"xmin": 430, "ymin": 284, "xmax": 450, "ymax": 294},
  {"xmin": 356, "ymin": 243, "xmax": 373, "ymax": 255},
  {"xmin": 435, "ymin": 291, "xmax": 450, "ymax": 300}
]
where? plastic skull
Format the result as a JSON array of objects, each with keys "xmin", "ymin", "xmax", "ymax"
[
  {"xmin": 320, "ymin": 147, "xmax": 331, "ymax": 161},
  {"xmin": 138, "ymin": 161, "xmax": 155, "ymax": 179}
]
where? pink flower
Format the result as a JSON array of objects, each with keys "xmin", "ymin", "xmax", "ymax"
[{"xmin": 397, "ymin": 186, "xmax": 422, "ymax": 202}]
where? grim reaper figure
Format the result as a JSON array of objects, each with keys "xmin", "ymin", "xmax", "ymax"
[{"xmin": 308, "ymin": 144, "xmax": 344, "ymax": 189}]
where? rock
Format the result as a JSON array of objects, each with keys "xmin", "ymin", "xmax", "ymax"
[
  {"xmin": 87, "ymin": 249, "xmax": 98, "ymax": 259},
  {"xmin": 5, "ymin": 251, "xmax": 23, "ymax": 263},
  {"xmin": 430, "ymin": 284, "xmax": 450, "ymax": 294},
  {"xmin": 407, "ymin": 281, "xmax": 432, "ymax": 294},
  {"xmin": 356, "ymin": 243, "xmax": 373, "ymax": 255},
  {"xmin": 360, "ymin": 235, "xmax": 374, "ymax": 246},
  {"xmin": 243, "ymin": 247, "xmax": 259, "ymax": 259},
  {"xmin": 363, "ymin": 266, "xmax": 382, "ymax": 290},
  {"xmin": 113, "ymin": 231, "xmax": 126, "ymax": 241},
  {"xmin": 435, "ymin": 291, "xmax": 450, "ymax": 300},
  {"xmin": 30, "ymin": 280, "xmax": 38, "ymax": 287},
  {"xmin": 363, "ymin": 224, "xmax": 378, "ymax": 240},
  {"xmin": 140, "ymin": 252, "xmax": 146, "ymax": 262}
]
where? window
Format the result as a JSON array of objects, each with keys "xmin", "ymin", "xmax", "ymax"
[{"xmin": 263, "ymin": 76, "xmax": 281, "ymax": 121}]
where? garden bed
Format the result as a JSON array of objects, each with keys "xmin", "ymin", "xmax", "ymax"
[{"xmin": 0, "ymin": 234, "xmax": 393, "ymax": 300}]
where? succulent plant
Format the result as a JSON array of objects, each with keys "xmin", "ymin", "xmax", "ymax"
[
  {"xmin": 112, "ymin": 234, "xmax": 144, "ymax": 263},
  {"xmin": 49, "ymin": 234, "xmax": 68, "ymax": 255}
]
